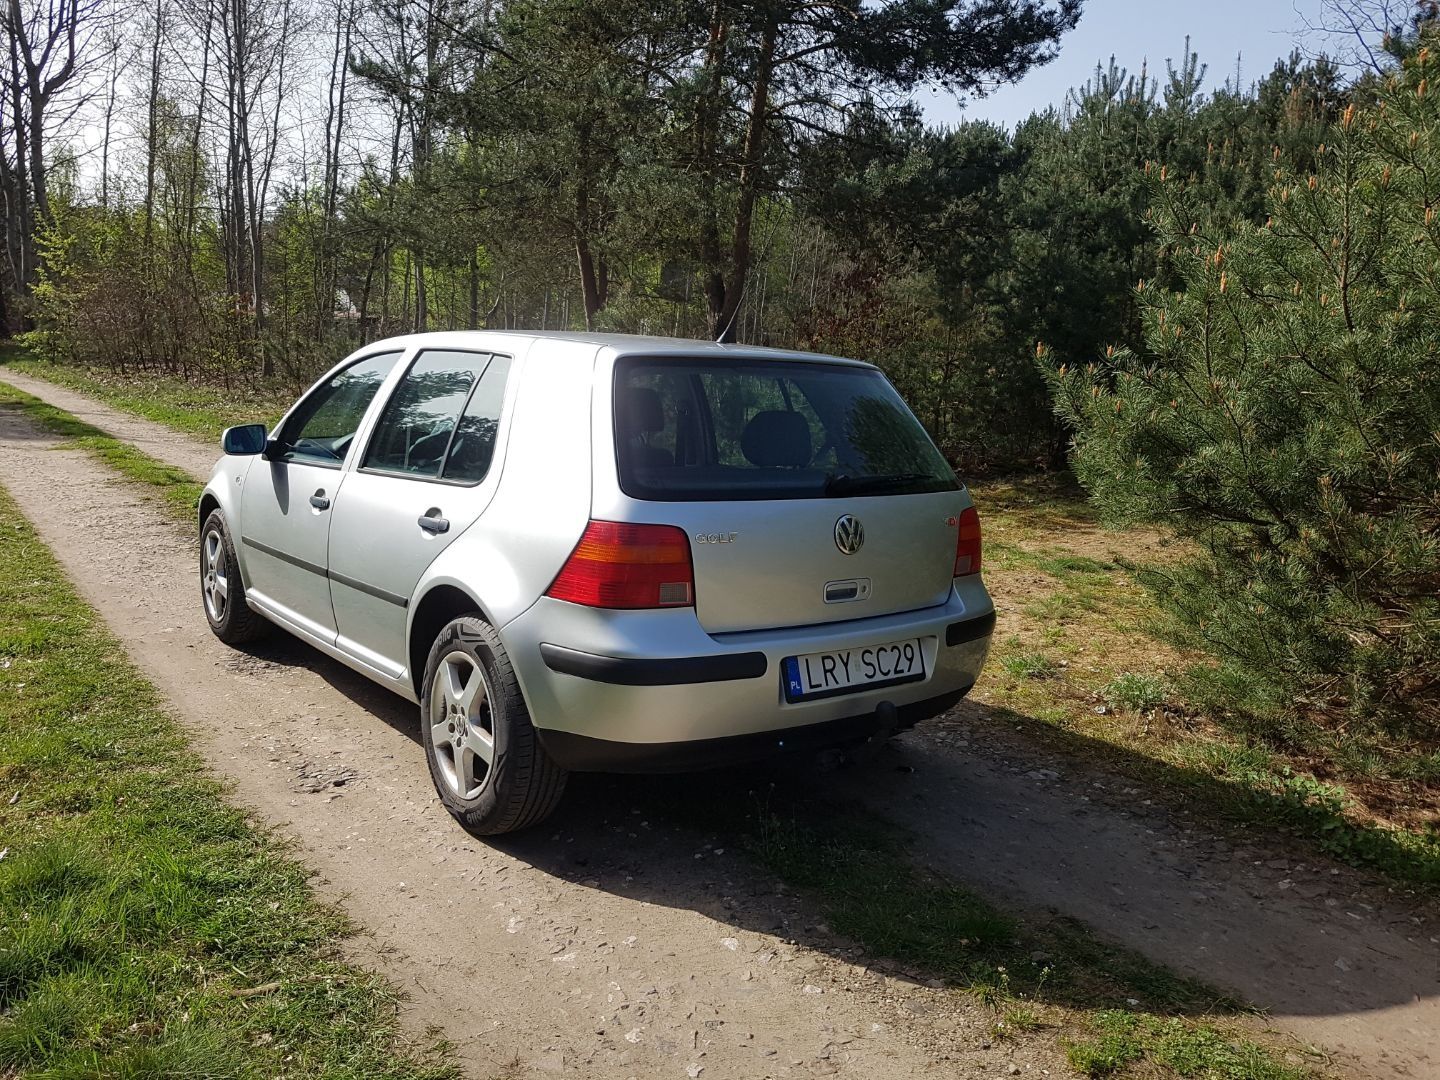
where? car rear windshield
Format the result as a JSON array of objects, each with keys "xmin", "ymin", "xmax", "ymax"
[{"xmin": 614, "ymin": 358, "xmax": 958, "ymax": 501}]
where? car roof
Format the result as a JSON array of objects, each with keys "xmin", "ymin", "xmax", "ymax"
[{"xmin": 359, "ymin": 330, "xmax": 877, "ymax": 369}]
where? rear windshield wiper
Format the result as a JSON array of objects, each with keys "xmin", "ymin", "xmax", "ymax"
[{"xmin": 823, "ymin": 472, "xmax": 934, "ymax": 495}]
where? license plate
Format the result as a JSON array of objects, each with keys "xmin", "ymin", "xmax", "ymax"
[{"xmin": 782, "ymin": 638, "xmax": 926, "ymax": 703}]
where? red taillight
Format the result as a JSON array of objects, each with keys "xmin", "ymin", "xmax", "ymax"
[
  {"xmin": 547, "ymin": 521, "xmax": 695, "ymax": 609},
  {"xmin": 954, "ymin": 506, "xmax": 982, "ymax": 576}
]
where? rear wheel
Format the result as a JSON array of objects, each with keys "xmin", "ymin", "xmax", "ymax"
[
  {"xmin": 200, "ymin": 510, "xmax": 270, "ymax": 644},
  {"xmin": 420, "ymin": 616, "xmax": 567, "ymax": 835}
]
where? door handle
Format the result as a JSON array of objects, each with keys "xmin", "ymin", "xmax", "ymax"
[
  {"xmin": 417, "ymin": 510, "xmax": 449, "ymax": 535},
  {"xmin": 309, "ymin": 491, "xmax": 330, "ymax": 510}
]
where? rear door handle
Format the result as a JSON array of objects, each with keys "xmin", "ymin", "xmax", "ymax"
[
  {"xmin": 418, "ymin": 511, "xmax": 449, "ymax": 535},
  {"xmin": 309, "ymin": 491, "xmax": 330, "ymax": 510}
]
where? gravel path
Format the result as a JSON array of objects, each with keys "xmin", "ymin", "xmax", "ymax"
[
  {"xmin": 0, "ymin": 367, "xmax": 220, "ymax": 478},
  {"xmin": 3, "ymin": 372, "xmax": 1437, "ymax": 1079}
]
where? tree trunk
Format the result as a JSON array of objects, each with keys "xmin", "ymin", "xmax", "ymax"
[
  {"xmin": 7, "ymin": 15, "xmax": 31, "ymax": 301},
  {"xmin": 4, "ymin": 0, "xmax": 91, "ymax": 314},
  {"xmin": 25, "ymin": 89, "xmax": 47, "ymax": 229},
  {"xmin": 696, "ymin": 3, "xmax": 728, "ymax": 337},
  {"xmin": 572, "ymin": 118, "xmax": 609, "ymax": 329},
  {"xmin": 319, "ymin": 0, "xmax": 352, "ymax": 337},
  {"xmin": 142, "ymin": 0, "xmax": 163, "ymax": 251},
  {"xmin": 712, "ymin": 17, "xmax": 776, "ymax": 342},
  {"xmin": 576, "ymin": 236, "xmax": 604, "ymax": 330},
  {"xmin": 180, "ymin": 0, "xmax": 213, "ymax": 359},
  {"xmin": 468, "ymin": 247, "xmax": 479, "ymax": 328},
  {"xmin": 99, "ymin": 40, "xmax": 118, "ymax": 210}
]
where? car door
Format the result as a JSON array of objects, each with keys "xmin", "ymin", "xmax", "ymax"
[
  {"xmin": 328, "ymin": 349, "xmax": 513, "ymax": 678},
  {"xmin": 239, "ymin": 350, "xmax": 404, "ymax": 642}
]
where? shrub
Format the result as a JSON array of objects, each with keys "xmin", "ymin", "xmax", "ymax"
[{"xmin": 1049, "ymin": 37, "xmax": 1440, "ymax": 740}]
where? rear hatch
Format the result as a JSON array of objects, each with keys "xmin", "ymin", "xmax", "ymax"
[{"xmin": 613, "ymin": 356, "xmax": 965, "ymax": 634}]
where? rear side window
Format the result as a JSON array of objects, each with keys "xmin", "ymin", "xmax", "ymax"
[
  {"xmin": 363, "ymin": 349, "xmax": 508, "ymax": 482},
  {"xmin": 443, "ymin": 355, "xmax": 511, "ymax": 483},
  {"xmin": 615, "ymin": 359, "xmax": 957, "ymax": 501}
]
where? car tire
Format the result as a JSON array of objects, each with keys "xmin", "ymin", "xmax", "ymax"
[
  {"xmin": 420, "ymin": 616, "xmax": 568, "ymax": 835},
  {"xmin": 200, "ymin": 509, "xmax": 270, "ymax": 645}
]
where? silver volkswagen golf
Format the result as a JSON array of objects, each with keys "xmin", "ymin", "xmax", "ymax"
[{"xmin": 199, "ymin": 332, "xmax": 996, "ymax": 834}]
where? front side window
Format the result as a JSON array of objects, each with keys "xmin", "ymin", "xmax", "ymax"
[
  {"xmin": 363, "ymin": 350, "xmax": 504, "ymax": 481},
  {"xmin": 281, "ymin": 351, "xmax": 402, "ymax": 466},
  {"xmin": 615, "ymin": 359, "xmax": 957, "ymax": 501}
]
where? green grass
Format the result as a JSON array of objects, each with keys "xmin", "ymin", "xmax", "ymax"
[
  {"xmin": 1066, "ymin": 1010, "xmax": 1307, "ymax": 1079},
  {"xmin": 1001, "ymin": 651, "xmax": 1059, "ymax": 680},
  {"xmin": 0, "ymin": 350, "xmax": 291, "ymax": 442},
  {"xmin": 1103, "ymin": 672, "xmax": 1174, "ymax": 713},
  {"xmin": 0, "ymin": 485, "xmax": 456, "ymax": 1078},
  {"xmin": 1164, "ymin": 737, "xmax": 1440, "ymax": 882},
  {"xmin": 627, "ymin": 774, "xmax": 1316, "ymax": 1078},
  {"xmin": 0, "ymin": 381, "xmax": 203, "ymax": 520},
  {"xmin": 984, "ymin": 539, "xmax": 1143, "ymax": 631},
  {"xmin": 996, "ymin": 1002, "xmax": 1045, "ymax": 1038}
]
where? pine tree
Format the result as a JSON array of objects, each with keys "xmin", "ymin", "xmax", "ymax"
[{"xmin": 1049, "ymin": 34, "xmax": 1440, "ymax": 738}]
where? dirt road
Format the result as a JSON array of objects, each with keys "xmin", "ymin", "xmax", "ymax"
[
  {"xmin": 2, "ymin": 377, "xmax": 1436, "ymax": 1079},
  {"xmin": 0, "ymin": 368, "xmax": 220, "ymax": 479}
]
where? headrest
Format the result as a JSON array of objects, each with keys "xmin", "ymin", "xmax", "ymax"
[
  {"xmin": 741, "ymin": 410, "xmax": 811, "ymax": 468},
  {"xmin": 619, "ymin": 387, "xmax": 665, "ymax": 435}
]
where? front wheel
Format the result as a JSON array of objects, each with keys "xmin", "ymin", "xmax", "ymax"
[
  {"xmin": 200, "ymin": 509, "xmax": 270, "ymax": 645},
  {"xmin": 420, "ymin": 616, "xmax": 567, "ymax": 835}
]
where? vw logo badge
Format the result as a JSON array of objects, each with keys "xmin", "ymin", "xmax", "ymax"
[{"xmin": 834, "ymin": 514, "xmax": 864, "ymax": 555}]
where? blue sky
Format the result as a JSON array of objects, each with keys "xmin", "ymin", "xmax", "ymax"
[{"xmin": 921, "ymin": 0, "xmax": 1328, "ymax": 129}]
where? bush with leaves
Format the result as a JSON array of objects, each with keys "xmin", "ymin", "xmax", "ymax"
[{"xmin": 1048, "ymin": 39, "xmax": 1440, "ymax": 740}]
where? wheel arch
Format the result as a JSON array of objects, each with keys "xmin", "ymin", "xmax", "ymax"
[
  {"xmin": 408, "ymin": 583, "xmax": 493, "ymax": 698},
  {"xmin": 198, "ymin": 491, "xmax": 222, "ymax": 535},
  {"xmin": 198, "ymin": 474, "xmax": 253, "ymax": 589}
]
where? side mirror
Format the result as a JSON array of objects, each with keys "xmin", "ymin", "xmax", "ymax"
[{"xmin": 221, "ymin": 423, "xmax": 268, "ymax": 456}]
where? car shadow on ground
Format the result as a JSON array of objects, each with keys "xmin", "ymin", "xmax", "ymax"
[
  {"xmin": 235, "ymin": 632, "xmax": 426, "ymax": 745},
  {"xmin": 231, "ymin": 631, "xmax": 1438, "ymax": 1027}
]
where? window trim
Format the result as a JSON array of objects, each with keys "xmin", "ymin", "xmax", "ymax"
[
  {"xmin": 272, "ymin": 349, "xmax": 406, "ymax": 469},
  {"xmin": 356, "ymin": 348, "xmax": 511, "ymax": 488}
]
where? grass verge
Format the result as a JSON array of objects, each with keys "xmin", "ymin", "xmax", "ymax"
[
  {"xmin": 0, "ymin": 381, "xmax": 203, "ymax": 521},
  {"xmin": 0, "ymin": 483, "xmax": 455, "ymax": 1077},
  {"xmin": 1065, "ymin": 1010, "xmax": 1307, "ymax": 1079},
  {"xmin": 629, "ymin": 773, "xmax": 1320, "ymax": 1079}
]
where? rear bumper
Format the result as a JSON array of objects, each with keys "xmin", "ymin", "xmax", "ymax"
[
  {"xmin": 536, "ymin": 608, "xmax": 996, "ymax": 688},
  {"xmin": 537, "ymin": 643, "xmax": 769, "ymax": 685},
  {"xmin": 500, "ymin": 579, "xmax": 994, "ymax": 768},
  {"xmin": 538, "ymin": 686, "xmax": 971, "ymax": 772}
]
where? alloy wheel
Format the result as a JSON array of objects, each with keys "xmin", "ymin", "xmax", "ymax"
[
  {"xmin": 203, "ymin": 529, "xmax": 229, "ymax": 621},
  {"xmin": 429, "ymin": 650, "xmax": 495, "ymax": 799}
]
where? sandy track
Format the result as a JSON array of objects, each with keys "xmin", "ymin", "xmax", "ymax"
[
  {"xmin": 0, "ymin": 368, "xmax": 221, "ymax": 479},
  {"xmin": 2, "ymin": 376, "xmax": 1437, "ymax": 1078},
  {"xmin": 0, "ymin": 409, "xmax": 1058, "ymax": 1078}
]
